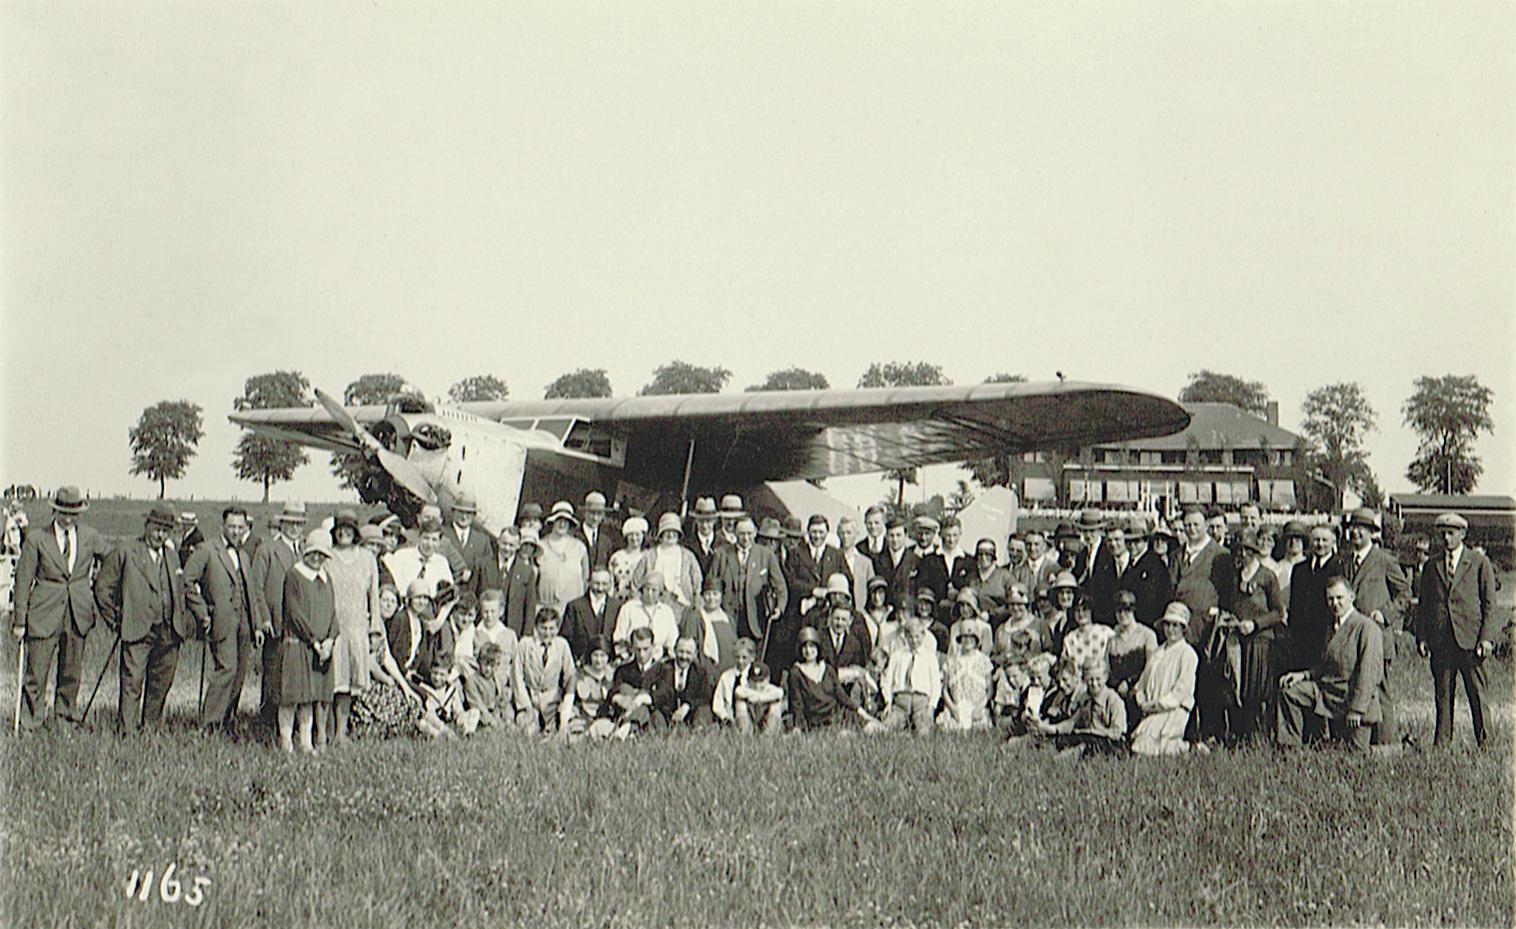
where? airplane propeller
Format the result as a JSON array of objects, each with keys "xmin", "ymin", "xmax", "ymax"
[{"xmin": 313, "ymin": 388, "xmax": 438, "ymax": 506}]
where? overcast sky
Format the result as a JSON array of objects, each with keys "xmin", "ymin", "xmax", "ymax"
[{"xmin": 2, "ymin": 2, "xmax": 1511, "ymax": 512}]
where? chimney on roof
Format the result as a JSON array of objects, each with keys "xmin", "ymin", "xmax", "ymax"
[{"xmin": 1265, "ymin": 401, "xmax": 1279, "ymax": 426}]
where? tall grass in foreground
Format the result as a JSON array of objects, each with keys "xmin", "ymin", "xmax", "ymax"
[{"xmin": 1, "ymin": 642, "xmax": 1511, "ymax": 928}]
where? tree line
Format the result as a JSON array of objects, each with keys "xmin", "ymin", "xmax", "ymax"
[{"xmin": 125, "ymin": 365, "xmax": 1496, "ymax": 506}]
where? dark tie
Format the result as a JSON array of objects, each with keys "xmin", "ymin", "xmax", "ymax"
[{"xmin": 61, "ymin": 532, "xmax": 72, "ymax": 570}]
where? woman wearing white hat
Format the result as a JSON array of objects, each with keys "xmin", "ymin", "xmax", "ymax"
[
  {"xmin": 631, "ymin": 512, "xmax": 703, "ymax": 609},
  {"xmin": 278, "ymin": 530, "xmax": 339, "ymax": 754},
  {"xmin": 609, "ymin": 517, "xmax": 648, "ymax": 598},
  {"xmin": 536, "ymin": 502, "xmax": 590, "ymax": 614},
  {"xmin": 1130, "ymin": 602, "xmax": 1201, "ymax": 756}
]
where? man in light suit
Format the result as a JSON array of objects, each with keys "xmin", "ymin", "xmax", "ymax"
[
  {"xmin": 1170, "ymin": 505, "xmax": 1236, "ymax": 742},
  {"xmin": 1276, "ymin": 576, "xmax": 1384, "ymax": 752},
  {"xmin": 836, "ymin": 516, "xmax": 875, "ymax": 610},
  {"xmin": 1341, "ymin": 508, "xmax": 1410, "ymax": 748},
  {"xmin": 1415, "ymin": 512, "xmax": 1501, "ymax": 747},
  {"xmin": 708, "ymin": 518, "xmax": 788, "ymax": 653},
  {"xmin": 9, "ymin": 486, "xmax": 110, "ymax": 729},
  {"xmin": 183, "ymin": 506, "xmax": 258, "ymax": 732},
  {"xmin": 249, "ymin": 502, "xmax": 304, "ymax": 723},
  {"xmin": 442, "ymin": 493, "xmax": 495, "ymax": 589},
  {"xmin": 95, "ymin": 505, "xmax": 193, "ymax": 730}
]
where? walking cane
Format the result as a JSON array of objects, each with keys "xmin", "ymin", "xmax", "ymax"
[
  {"xmin": 196, "ymin": 634, "xmax": 207, "ymax": 717},
  {"xmin": 12, "ymin": 636, "xmax": 25, "ymax": 736},
  {"xmin": 81, "ymin": 635, "xmax": 120, "ymax": 724}
]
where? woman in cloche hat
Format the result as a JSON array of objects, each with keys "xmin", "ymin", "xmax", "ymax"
[
  {"xmin": 537, "ymin": 502, "xmax": 590, "ymax": 614},
  {"xmin": 631, "ymin": 512, "xmax": 702, "ymax": 609},
  {"xmin": 327, "ymin": 508, "xmax": 383, "ymax": 745},
  {"xmin": 1129, "ymin": 602, "xmax": 1201, "ymax": 756}
]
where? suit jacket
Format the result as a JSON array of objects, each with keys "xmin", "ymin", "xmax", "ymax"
[
  {"xmin": 443, "ymin": 523, "xmax": 496, "ymax": 586},
  {"xmin": 687, "ymin": 530, "xmax": 729, "ymax": 580},
  {"xmin": 942, "ymin": 550, "xmax": 974, "ymax": 596},
  {"xmin": 94, "ymin": 537, "xmax": 192, "ymax": 643},
  {"xmin": 386, "ymin": 608, "xmax": 423, "ymax": 674},
  {"xmin": 1416, "ymin": 547, "xmax": 1500, "ymax": 652},
  {"xmin": 1121, "ymin": 549, "xmax": 1172, "ymax": 628},
  {"xmin": 818, "ymin": 625, "xmax": 871, "ymax": 669},
  {"xmin": 176, "ymin": 527, "xmax": 205, "ymax": 568},
  {"xmin": 648, "ymin": 660, "xmax": 714, "ymax": 717},
  {"xmin": 786, "ymin": 543, "xmax": 848, "ymax": 613},
  {"xmin": 1343, "ymin": 545, "xmax": 1411, "ymax": 632},
  {"xmin": 708, "ymin": 545, "xmax": 788, "ymax": 640},
  {"xmin": 1312, "ymin": 609, "xmax": 1384, "ymax": 722},
  {"xmin": 856, "ymin": 536, "xmax": 890, "ymax": 579},
  {"xmin": 1028, "ymin": 555, "xmax": 1062, "ymax": 599},
  {"xmin": 1083, "ymin": 545, "xmax": 1120, "ymax": 625},
  {"xmin": 880, "ymin": 548, "xmax": 919, "ymax": 610},
  {"xmin": 911, "ymin": 550, "xmax": 950, "ymax": 604},
  {"xmin": 184, "ymin": 537, "xmax": 257, "ymax": 641},
  {"xmin": 250, "ymin": 535, "xmax": 299, "ymax": 636},
  {"xmin": 1288, "ymin": 553, "xmax": 1344, "ymax": 663},
  {"xmin": 476, "ymin": 553, "xmax": 539, "ymax": 635},
  {"xmin": 563, "ymin": 592, "xmax": 625, "ymax": 661},
  {"xmin": 1170, "ymin": 540, "xmax": 1236, "ymax": 649},
  {"xmin": 11, "ymin": 520, "xmax": 108, "ymax": 639},
  {"xmin": 840, "ymin": 548, "xmax": 875, "ymax": 611},
  {"xmin": 577, "ymin": 522, "xmax": 619, "ymax": 572}
]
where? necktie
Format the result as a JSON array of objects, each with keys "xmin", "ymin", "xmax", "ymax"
[
  {"xmin": 1447, "ymin": 553, "xmax": 1456, "ymax": 576},
  {"xmin": 61, "ymin": 531, "xmax": 72, "ymax": 570}
]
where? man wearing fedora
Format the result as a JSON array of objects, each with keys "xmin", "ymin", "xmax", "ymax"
[
  {"xmin": 716, "ymin": 494, "xmax": 747, "ymax": 548},
  {"xmin": 1414, "ymin": 512, "xmax": 1500, "ymax": 747},
  {"xmin": 250, "ymin": 502, "xmax": 305, "ymax": 724},
  {"xmin": 686, "ymin": 496, "xmax": 727, "ymax": 579},
  {"xmin": 577, "ymin": 491, "xmax": 618, "ymax": 572},
  {"xmin": 183, "ymin": 506, "xmax": 258, "ymax": 732},
  {"xmin": 95, "ymin": 505, "xmax": 192, "ymax": 730},
  {"xmin": 1341, "ymin": 507, "xmax": 1409, "ymax": 748},
  {"xmin": 10, "ymin": 486, "xmax": 110, "ymax": 729},
  {"xmin": 1120, "ymin": 519, "xmax": 1172, "ymax": 629},
  {"xmin": 442, "ymin": 493, "xmax": 495, "ymax": 588}
]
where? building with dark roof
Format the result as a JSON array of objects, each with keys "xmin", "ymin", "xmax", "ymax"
[{"xmin": 1015, "ymin": 401, "xmax": 1324, "ymax": 512}]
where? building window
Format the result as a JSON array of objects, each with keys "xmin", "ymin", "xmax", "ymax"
[
  {"xmin": 1161, "ymin": 450, "xmax": 1186, "ymax": 465},
  {"xmin": 1199, "ymin": 450, "xmax": 1224, "ymax": 465},
  {"xmin": 1139, "ymin": 451, "xmax": 1162, "ymax": 466}
]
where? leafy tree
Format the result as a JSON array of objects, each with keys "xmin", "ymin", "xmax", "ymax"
[
  {"xmin": 129, "ymin": 400, "xmax": 203, "ymax": 499},
  {"xmin": 544, "ymin": 368, "xmax": 613, "ymax": 399},
  {"xmin": 856, "ymin": 361, "xmax": 952, "ymax": 505},
  {"xmin": 965, "ymin": 373, "xmax": 1029, "ymax": 490},
  {"xmin": 233, "ymin": 370, "xmax": 311, "ymax": 502},
  {"xmin": 1179, "ymin": 370, "xmax": 1270, "ymax": 417},
  {"xmin": 746, "ymin": 367, "xmax": 830, "ymax": 392},
  {"xmin": 1403, "ymin": 374, "xmax": 1494, "ymax": 494},
  {"xmin": 640, "ymin": 361, "xmax": 731, "ymax": 396},
  {"xmin": 448, "ymin": 375, "xmax": 509, "ymax": 403},
  {"xmin": 949, "ymin": 479, "xmax": 976, "ymax": 512},
  {"xmin": 1300, "ymin": 382, "xmax": 1377, "ymax": 511},
  {"xmin": 331, "ymin": 373, "xmax": 413, "ymax": 490}
]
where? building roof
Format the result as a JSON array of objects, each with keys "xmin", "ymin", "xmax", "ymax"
[
  {"xmin": 1097, "ymin": 403, "xmax": 1301, "ymax": 451},
  {"xmin": 1389, "ymin": 493, "xmax": 1516, "ymax": 512}
]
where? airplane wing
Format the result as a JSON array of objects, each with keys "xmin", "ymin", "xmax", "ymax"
[
  {"xmin": 477, "ymin": 380, "xmax": 1189, "ymax": 489},
  {"xmin": 230, "ymin": 380, "xmax": 1189, "ymax": 489}
]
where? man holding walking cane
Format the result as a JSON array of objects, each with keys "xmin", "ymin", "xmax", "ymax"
[
  {"xmin": 10, "ymin": 486, "xmax": 109, "ymax": 730},
  {"xmin": 94, "ymin": 505, "xmax": 191, "ymax": 731}
]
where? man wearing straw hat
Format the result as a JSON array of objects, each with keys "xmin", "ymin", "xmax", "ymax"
[
  {"xmin": 94, "ymin": 505, "xmax": 192, "ymax": 730},
  {"xmin": 577, "ymin": 491, "xmax": 618, "ymax": 572},
  {"xmin": 10, "ymin": 486, "xmax": 110, "ymax": 729}
]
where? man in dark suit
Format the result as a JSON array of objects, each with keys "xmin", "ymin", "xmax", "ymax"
[
  {"xmin": 857, "ymin": 504, "xmax": 891, "ymax": 578},
  {"xmin": 790, "ymin": 515, "xmax": 848, "ymax": 614},
  {"xmin": 441, "ymin": 493, "xmax": 495, "ymax": 590},
  {"xmin": 249, "ymin": 502, "xmax": 303, "ymax": 723},
  {"xmin": 175, "ymin": 512, "xmax": 204, "ymax": 569},
  {"xmin": 578, "ymin": 491, "xmax": 618, "ymax": 572},
  {"xmin": 707, "ymin": 518, "xmax": 788, "ymax": 650},
  {"xmin": 1341, "ymin": 508, "xmax": 1410, "ymax": 748},
  {"xmin": 1415, "ymin": 512, "xmax": 1501, "ymax": 747},
  {"xmin": 1287, "ymin": 524, "xmax": 1343, "ymax": 672},
  {"xmin": 9, "ymin": 486, "xmax": 110, "ymax": 729},
  {"xmin": 562, "ymin": 568, "xmax": 623, "ymax": 662},
  {"xmin": 879, "ymin": 518, "xmax": 919, "ymax": 610},
  {"xmin": 473, "ymin": 526, "xmax": 539, "ymax": 635},
  {"xmin": 938, "ymin": 516, "xmax": 973, "ymax": 598},
  {"xmin": 94, "ymin": 505, "xmax": 192, "ymax": 731},
  {"xmin": 1054, "ymin": 522, "xmax": 1088, "ymax": 581},
  {"xmin": 818, "ymin": 599, "xmax": 871, "ymax": 671},
  {"xmin": 685, "ymin": 497, "xmax": 727, "ymax": 579},
  {"xmin": 909, "ymin": 516, "xmax": 950, "ymax": 607},
  {"xmin": 648, "ymin": 636, "xmax": 714, "ymax": 728},
  {"xmin": 183, "ymin": 506, "xmax": 258, "ymax": 731},
  {"xmin": 1119, "ymin": 520, "xmax": 1172, "ymax": 628},
  {"xmin": 1085, "ymin": 520, "xmax": 1125, "ymax": 626}
]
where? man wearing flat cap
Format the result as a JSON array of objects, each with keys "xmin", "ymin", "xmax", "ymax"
[
  {"xmin": 1414, "ymin": 512, "xmax": 1500, "ymax": 747},
  {"xmin": 250, "ymin": 502, "xmax": 305, "ymax": 724},
  {"xmin": 95, "ymin": 505, "xmax": 192, "ymax": 730},
  {"xmin": 10, "ymin": 486, "xmax": 110, "ymax": 729},
  {"xmin": 1341, "ymin": 507, "xmax": 1409, "ymax": 748},
  {"xmin": 909, "ymin": 516, "xmax": 950, "ymax": 608}
]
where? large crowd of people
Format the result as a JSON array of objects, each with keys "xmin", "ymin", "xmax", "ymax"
[{"xmin": 3, "ymin": 487, "xmax": 1503, "ymax": 756}]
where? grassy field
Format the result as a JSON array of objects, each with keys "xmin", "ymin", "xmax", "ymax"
[{"xmin": 0, "ymin": 626, "xmax": 1510, "ymax": 928}]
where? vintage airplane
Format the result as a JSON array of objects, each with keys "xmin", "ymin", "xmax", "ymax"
[{"xmin": 229, "ymin": 381, "xmax": 1191, "ymax": 535}]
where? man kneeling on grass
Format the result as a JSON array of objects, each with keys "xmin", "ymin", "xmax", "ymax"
[
  {"xmin": 1275, "ymin": 576, "xmax": 1383, "ymax": 752},
  {"xmin": 648, "ymin": 636, "xmax": 715, "ymax": 729},
  {"xmin": 513, "ymin": 607, "xmax": 576, "ymax": 736}
]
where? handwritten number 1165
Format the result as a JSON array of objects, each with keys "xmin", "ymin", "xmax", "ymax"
[{"xmin": 124, "ymin": 864, "xmax": 210, "ymax": 906}]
